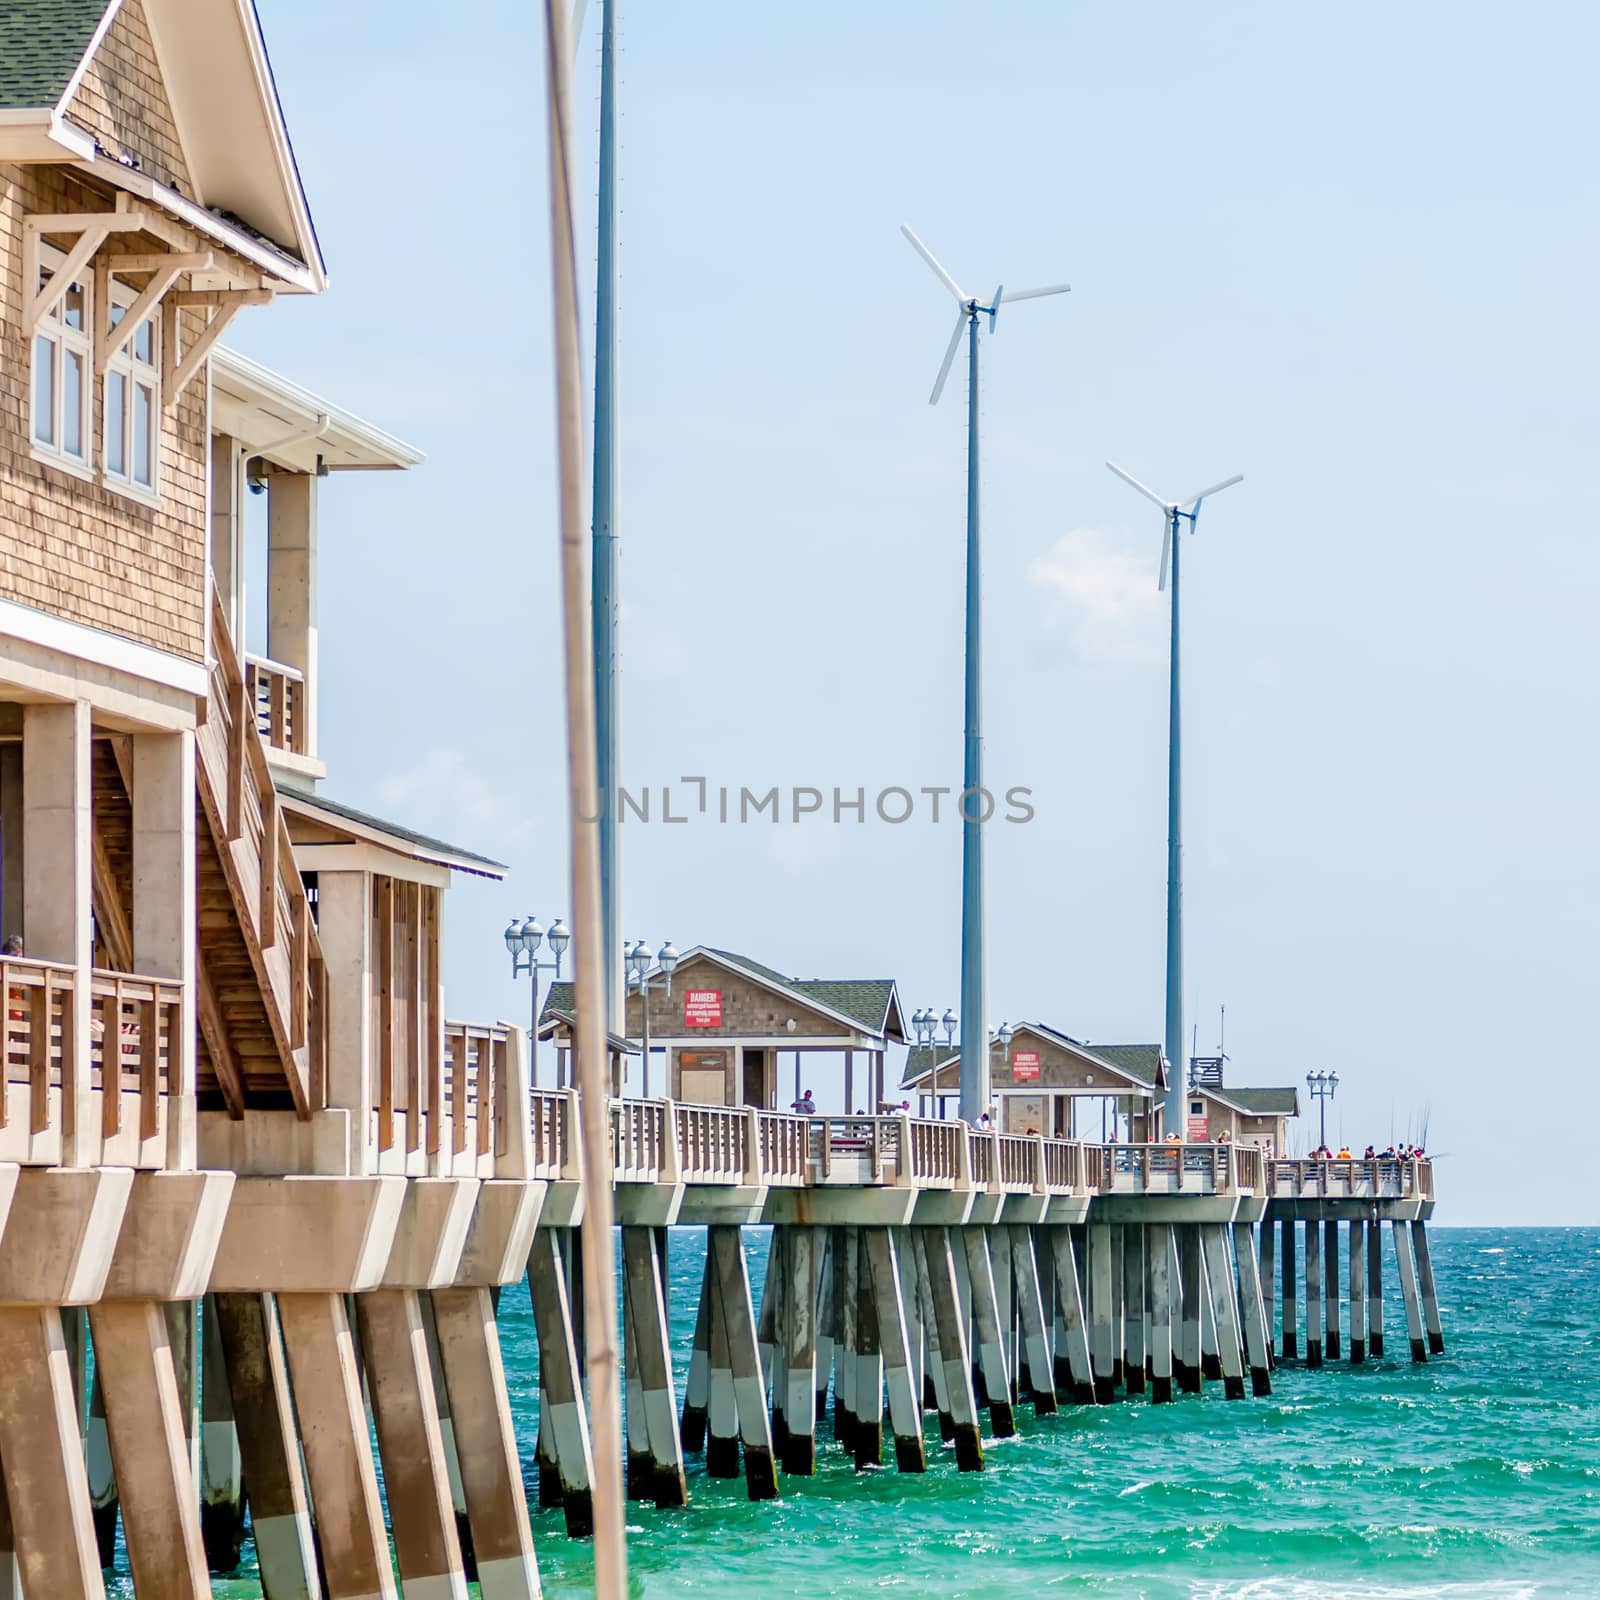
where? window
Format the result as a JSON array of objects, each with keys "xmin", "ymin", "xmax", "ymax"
[
  {"xmin": 30, "ymin": 259, "xmax": 92, "ymax": 468},
  {"xmin": 103, "ymin": 296, "xmax": 159, "ymax": 493}
]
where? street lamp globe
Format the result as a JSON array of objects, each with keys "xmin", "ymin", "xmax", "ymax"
[
  {"xmin": 659, "ymin": 941, "xmax": 680, "ymax": 977},
  {"xmin": 546, "ymin": 918, "xmax": 569, "ymax": 961},
  {"xmin": 503, "ymin": 919, "xmax": 522, "ymax": 956},
  {"xmin": 1329, "ymin": 1071, "xmax": 1340, "ymax": 1092},
  {"xmin": 941, "ymin": 1008, "xmax": 958, "ymax": 1042},
  {"xmin": 997, "ymin": 1021, "xmax": 1014, "ymax": 1050}
]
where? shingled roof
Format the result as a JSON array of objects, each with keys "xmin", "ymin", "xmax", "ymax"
[
  {"xmin": 0, "ymin": 0, "xmax": 110, "ymax": 110},
  {"xmin": 900, "ymin": 1029, "xmax": 1167, "ymax": 1092},
  {"xmin": 1208, "ymin": 1085, "xmax": 1299, "ymax": 1117},
  {"xmin": 1075, "ymin": 1043, "xmax": 1164, "ymax": 1088}
]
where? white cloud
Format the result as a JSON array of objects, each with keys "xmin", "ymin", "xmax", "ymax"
[
  {"xmin": 379, "ymin": 749, "xmax": 510, "ymax": 829},
  {"xmin": 1027, "ymin": 526, "xmax": 1167, "ymax": 665}
]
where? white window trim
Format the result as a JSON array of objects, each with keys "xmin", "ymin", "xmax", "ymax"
[
  {"xmin": 29, "ymin": 242, "xmax": 93, "ymax": 472},
  {"xmin": 101, "ymin": 271, "xmax": 162, "ymax": 502}
]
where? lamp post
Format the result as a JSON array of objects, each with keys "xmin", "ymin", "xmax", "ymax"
[
  {"xmin": 625, "ymin": 940, "xmax": 679, "ymax": 1098},
  {"xmin": 912, "ymin": 1007, "xmax": 961, "ymax": 1117},
  {"xmin": 504, "ymin": 916, "xmax": 570, "ymax": 1089},
  {"xmin": 1306, "ymin": 1069, "xmax": 1339, "ymax": 1154}
]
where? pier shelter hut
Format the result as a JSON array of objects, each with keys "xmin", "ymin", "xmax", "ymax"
[
  {"xmin": 900, "ymin": 1025, "xmax": 1169, "ymax": 1139},
  {"xmin": 550, "ymin": 947, "xmax": 907, "ymax": 1110},
  {"xmin": 535, "ymin": 1003, "xmax": 636, "ymax": 1095},
  {"xmin": 1184, "ymin": 1068, "xmax": 1300, "ymax": 1154}
]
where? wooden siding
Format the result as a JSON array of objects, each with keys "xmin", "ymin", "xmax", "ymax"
[
  {"xmin": 0, "ymin": 164, "xmax": 208, "ymax": 660},
  {"xmin": 63, "ymin": 0, "xmax": 193, "ymax": 193}
]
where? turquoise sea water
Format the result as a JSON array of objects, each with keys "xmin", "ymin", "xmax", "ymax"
[{"xmin": 185, "ymin": 1226, "xmax": 1600, "ymax": 1598}]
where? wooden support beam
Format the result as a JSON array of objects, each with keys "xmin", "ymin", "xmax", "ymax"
[
  {"xmin": 525, "ymin": 1232, "xmax": 594, "ymax": 1537},
  {"xmin": 917, "ymin": 1228, "xmax": 982, "ymax": 1471},
  {"xmin": 1046, "ymin": 1225, "xmax": 1094, "ymax": 1406},
  {"xmin": 167, "ymin": 301, "xmax": 247, "ymax": 402},
  {"xmin": 621, "ymin": 1228, "xmax": 687, "ymax": 1508},
  {"xmin": 1009, "ymin": 1226, "xmax": 1057, "ymax": 1415},
  {"xmin": 96, "ymin": 263, "xmax": 187, "ymax": 373},
  {"xmin": 195, "ymin": 959, "xmax": 245, "ymax": 1120},
  {"xmin": 679, "ymin": 1251, "xmax": 711, "ymax": 1453},
  {"xmin": 1201, "ymin": 1225, "xmax": 1248, "ymax": 1400},
  {"xmin": 862, "ymin": 1229, "xmax": 924, "ymax": 1473},
  {"xmin": 960, "ymin": 1229, "xmax": 1014, "ymax": 1436},
  {"xmin": 709, "ymin": 1226, "xmax": 777, "ymax": 1501},
  {"xmin": 778, "ymin": 1227, "xmax": 820, "ymax": 1477}
]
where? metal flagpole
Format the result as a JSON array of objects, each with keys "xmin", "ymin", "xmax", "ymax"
[
  {"xmin": 590, "ymin": 0, "xmax": 622, "ymax": 1041},
  {"xmin": 1163, "ymin": 505, "xmax": 1184, "ymax": 1137},
  {"xmin": 958, "ymin": 307, "xmax": 988, "ymax": 1126},
  {"xmin": 540, "ymin": 0, "xmax": 625, "ymax": 1591}
]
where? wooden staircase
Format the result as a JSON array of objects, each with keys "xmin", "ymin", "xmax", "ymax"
[{"xmin": 193, "ymin": 585, "xmax": 326, "ymax": 1116}]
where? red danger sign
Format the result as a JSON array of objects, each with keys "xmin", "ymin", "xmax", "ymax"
[
  {"xmin": 684, "ymin": 989, "xmax": 723, "ymax": 1027},
  {"xmin": 1011, "ymin": 1050, "xmax": 1041, "ymax": 1082}
]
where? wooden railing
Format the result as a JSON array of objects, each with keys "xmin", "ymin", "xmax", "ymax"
[
  {"xmin": 996, "ymin": 1133, "xmax": 1037, "ymax": 1190},
  {"xmin": 677, "ymin": 1105, "xmax": 748, "ymax": 1184},
  {"xmin": 244, "ymin": 653, "xmax": 307, "ymax": 758},
  {"xmin": 904, "ymin": 1117, "xmax": 963, "ymax": 1186},
  {"xmin": 1043, "ymin": 1137, "xmax": 1082, "ymax": 1192},
  {"xmin": 612, "ymin": 1098, "xmax": 666, "ymax": 1181},
  {"xmin": 1266, "ymin": 1156, "xmax": 1433, "ymax": 1200},
  {"xmin": 435, "ymin": 1021, "xmax": 507, "ymax": 1160},
  {"xmin": 530, "ymin": 1089, "xmax": 569, "ymax": 1180},
  {"xmin": 197, "ymin": 584, "xmax": 325, "ymax": 1116},
  {"xmin": 3, "ymin": 957, "xmax": 182, "ymax": 1152},
  {"xmin": 757, "ymin": 1111, "xmax": 808, "ymax": 1186}
]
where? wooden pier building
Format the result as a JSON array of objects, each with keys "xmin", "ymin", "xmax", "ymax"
[{"xmin": 0, "ymin": 5, "xmax": 1446, "ymax": 1596}]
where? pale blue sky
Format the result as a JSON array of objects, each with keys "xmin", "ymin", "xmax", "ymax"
[{"xmin": 233, "ymin": 0, "xmax": 1600, "ymax": 1224}]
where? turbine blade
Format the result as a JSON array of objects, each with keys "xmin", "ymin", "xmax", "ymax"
[
  {"xmin": 1003, "ymin": 282, "xmax": 1071, "ymax": 302},
  {"xmin": 570, "ymin": 0, "xmax": 590, "ymax": 57},
  {"xmin": 901, "ymin": 224, "xmax": 967, "ymax": 304},
  {"xmin": 1106, "ymin": 460, "xmax": 1171, "ymax": 510},
  {"xmin": 1158, "ymin": 513, "xmax": 1172, "ymax": 592},
  {"xmin": 930, "ymin": 310, "xmax": 966, "ymax": 405},
  {"xmin": 1177, "ymin": 473, "xmax": 1243, "ymax": 509}
]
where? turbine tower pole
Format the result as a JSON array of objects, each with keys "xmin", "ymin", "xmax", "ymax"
[
  {"xmin": 959, "ymin": 305, "xmax": 987, "ymax": 1126},
  {"xmin": 591, "ymin": 0, "xmax": 622, "ymax": 1037},
  {"xmin": 1163, "ymin": 507, "xmax": 1184, "ymax": 1137}
]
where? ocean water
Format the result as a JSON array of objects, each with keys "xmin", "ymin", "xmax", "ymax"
[{"xmin": 179, "ymin": 1226, "xmax": 1600, "ymax": 1598}]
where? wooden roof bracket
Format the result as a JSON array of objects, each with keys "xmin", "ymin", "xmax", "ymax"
[
  {"xmin": 22, "ymin": 209, "xmax": 150, "ymax": 334},
  {"xmin": 163, "ymin": 289, "xmax": 274, "ymax": 402}
]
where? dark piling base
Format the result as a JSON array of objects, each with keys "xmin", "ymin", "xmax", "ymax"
[
  {"xmin": 1350, "ymin": 1338, "xmax": 1366, "ymax": 1365},
  {"xmin": 937, "ymin": 1406, "xmax": 954, "ymax": 1441},
  {"xmin": 627, "ymin": 1448, "xmax": 652, "ymax": 1501},
  {"xmin": 1112, "ymin": 1359, "xmax": 1124, "ymax": 1389},
  {"xmin": 989, "ymin": 1400, "xmax": 1017, "ymax": 1437},
  {"xmin": 972, "ymin": 1366, "xmax": 989, "ymax": 1409},
  {"xmin": 1224, "ymin": 1375, "xmax": 1247, "ymax": 1401},
  {"xmin": 706, "ymin": 1433, "xmax": 741, "ymax": 1478},
  {"xmin": 770, "ymin": 1407, "xmax": 790, "ymax": 1455},
  {"xmin": 1306, "ymin": 1340, "xmax": 1323, "ymax": 1370},
  {"xmin": 562, "ymin": 1488, "xmax": 594, "ymax": 1540},
  {"xmin": 201, "ymin": 1501, "xmax": 244, "ymax": 1575},
  {"xmin": 1053, "ymin": 1356, "xmax": 1074, "ymax": 1395},
  {"xmin": 654, "ymin": 1466, "xmax": 689, "ymax": 1510},
  {"xmin": 1410, "ymin": 1337, "xmax": 1428, "ymax": 1363},
  {"xmin": 854, "ymin": 1421, "xmax": 882, "ymax": 1471},
  {"xmin": 1071, "ymin": 1380, "xmax": 1096, "ymax": 1406},
  {"xmin": 1176, "ymin": 1363, "xmax": 1202, "ymax": 1395},
  {"xmin": 1201, "ymin": 1353, "xmax": 1222, "ymax": 1382},
  {"xmin": 894, "ymin": 1435, "xmax": 926, "ymax": 1474},
  {"xmin": 538, "ymin": 1460, "xmax": 563, "ymax": 1509},
  {"xmin": 834, "ymin": 1405, "xmax": 856, "ymax": 1453},
  {"xmin": 1281, "ymin": 1331, "xmax": 1298, "ymax": 1360},
  {"xmin": 923, "ymin": 1373, "xmax": 939, "ymax": 1411},
  {"xmin": 815, "ymin": 1387, "xmax": 829, "ymax": 1424},
  {"xmin": 1093, "ymin": 1377, "xmax": 1116, "ymax": 1405},
  {"xmin": 1125, "ymin": 1367, "xmax": 1147, "ymax": 1397},
  {"xmin": 953, "ymin": 1424, "xmax": 984, "ymax": 1472},
  {"xmin": 1030, "ymin": 1386, "xmax": 1059, "ymax": 1416},
  {"xmin": 1369, "ymin": 1332, "xmax": 1384, "ymax": 1358},
  {"xmin": 1250, "ymin": 1367, "xmax": 1272, "ymax": 1398},
  {"xmin": 743, "ymin": 1444, "xmax": 779, "ymax": 1501},
  {"xmin": 1429, "ymin": 1332, "xmax": 1445, "ymax": 1356},
  {"xmin": 92, "ymin": 1503, "xmax": 117, "ymax": 1571},
  {"xmin": 1151, "ymin": 1375, "xmax": 1174, "ymax": 1404},
  {"xmin": 780, "ymin": 1434, "xmax": 816, "ymax": 1476},
  {"xmin": 1327, "ymin": 1331, "xmax": 1341, "ymax": 1360},
  {"xmin": 456, "ymin": 1511, "xmax": 478, "ymax": 1582},
  {"xmin": 680, "ymin": 1402, "xmax": 707, "ymax": 1453}
]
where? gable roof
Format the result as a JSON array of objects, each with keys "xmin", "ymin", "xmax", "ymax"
[
  {"xmin": 0, "ymin": 0, "xmax": 324, "ymax": 286},
  {"xmin": 1202, "ymin": 1084, "xmax": 1300, "ymax": 1118},
  {"xmin": 0, "ymin": 0, "xmax": 112, "ymax": 109},
  {"xmin": 278, "ymin": 785, "xmax": 507, "ymax": 879},
  {"xmin": 898, "ymin": 1026, "xmax": 1164, "ymax": 1095},
  {"xmin": 900, "ymin": 1045, "xmax": 960, "ymax": 1090}
]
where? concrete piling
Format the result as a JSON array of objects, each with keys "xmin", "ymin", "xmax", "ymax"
[
  {"xmin": 1304, "ymin": 1218, "xmax": 1324, "ymax": 1369},
  {"xmin": 1258, "ymin": 1217, "xmax": 1277, "ymax": 1363},
  {"xmin": 1348, "ymin": 1218, "xmax": 1367, "ymax": 1364},
  {"xmin": 1280, "ymin": 1216, "xmax": 1298, "ymax": 1361},
  {"xmin": 525, "ymin": 1233, "xmax": 595, "ymax": 1536},
  {"xmin": 1176, "ymin": 1225, "xmax": 1203, "ymax": 1394},
  {"xmin": 911, "ymin": 1230, "xmax": 956, "ymax": 1442},
  {"xmin": 680, "ymin": 1252, "xmax": 712, "ymax": 1454},
  {"xmin": 1122, "ymin": 1225, "xmax": 1147, "ymax": 1398},
  {"xmin": 355, "ymin": 1291, "xmax": 470, "ymax": 1600},
  {"xmin": 1232, "ymin": 1222, "xmax": 1272, "ymax": 1397},
  {"xmin": 1392, "ymin": 1219, "xmax": 1428, "ymax": 1364},
  {"xmin": 851, "ymin": 1232, "xmax": 885, "ymax": 1469},
  {"xmin": 1046, "ymin": 1226, "xmax": 1094, "ymax": 1406},
  {"xmin": 1323, "ymin": 1218, "xmax": 1341, "ymax": 1361},
  {"xmin": 429, "ymin": 1287, "xmax": 542, "ymax": 1600},
  {"xmin": 86, "ymin": 1362, "xmax": 117, "ymax": 1569},
  {"xmin": 708, "ymin": 1226, "xmax": 779, "ymax": 1499},
  {"xmin": 210, "ymin": 1294, "xmax": 319, "ymax": 1600},
  {"xmin": 1366, "ymin": 1219, "xmax": 1385, "ymax": 1359},
  {"xmin": 1411, "ymin": 1222, "xmax": 1445, "ymax": 1356},
  {"xmin": 1147, "ymin": 1225, "xmax": 1175, "ymax": 1403},
  {"xmin": 622, "ymin": 1279, "xmax": 650, "ymax": 1502},
  {"xmin": 918, "ymin": 1228, "xmax": 983, "ymax": 1471},
  {"xmin": 1199, "ymin": 1227, "xmax": 1248, "ymax": 1400},
  {"xmin": 834, "ymin": 1226, "xmax": 859, "ymax": 1453},
  {"xmin": 863, "ymin": 1230, "xmax": 925, "ymax": 1473},
  {"xmin": 1198, "ymin": 1243, "xmax": 1222, "ymax": 1384},
  {"xmin": 757, "ymin": 1229, "xmax": 781, "ymax": 1452},
  {"xmin": 88, "ymin": 1299, "xmax": 213, "ymax": 1600},
  {"xmin": 780, "ymin": 1226, "xmax": 820, "ymax": 1476},
  {"xmin": 621, "ymin": 1228, "xmax": 688, "ymax": 1507},
  {"xmin": 199, "ymin": 1296, "xmax": 246, "ymax": 1573},
  {"xmin": 961, "ymin": 1229, "xmax": 1015, "ymax": 1436},
  {"xmin": 1087, "ymin": 1223, "xmax": 1117, "ymax": 1403},
  {"xmin": 1009, "ymin": 1228, "xmax": 1057, "ymax": 1416},
  {"xmin": 0, "ymin": 1306, "xmax": 109, "ymax": 1600},
  {"xmin": 1108, "ymin": 1226, "xmax": 1126, "ymax": 1390},
  {"xmin": 276, "ymin": 1292, "xmax": 398, "ymax": 1600},
  {"xmin": 704, "ymin": 1247, "xmax": 741, "ymax": 1480}
]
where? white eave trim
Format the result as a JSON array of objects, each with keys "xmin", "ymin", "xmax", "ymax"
[
  {"xmin": 211, "ymin": 348, "xmax": 424, "ymax": 471},
  {"xmin": 0, "ymin": 594, "xmax": 208, "ymax": 698}
]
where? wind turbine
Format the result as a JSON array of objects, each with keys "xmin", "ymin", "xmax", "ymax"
[
  {"xmin": 1104, "ymin": 460, "xmax": 1243, "ymax": 1139},
  {"xmin": 572, "ymin": 0, "xmax": 624, "ymax": 1037},
  {"xmin": 902, "ymin": 225, "xmax": 1069, "ymax": 1125}
]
